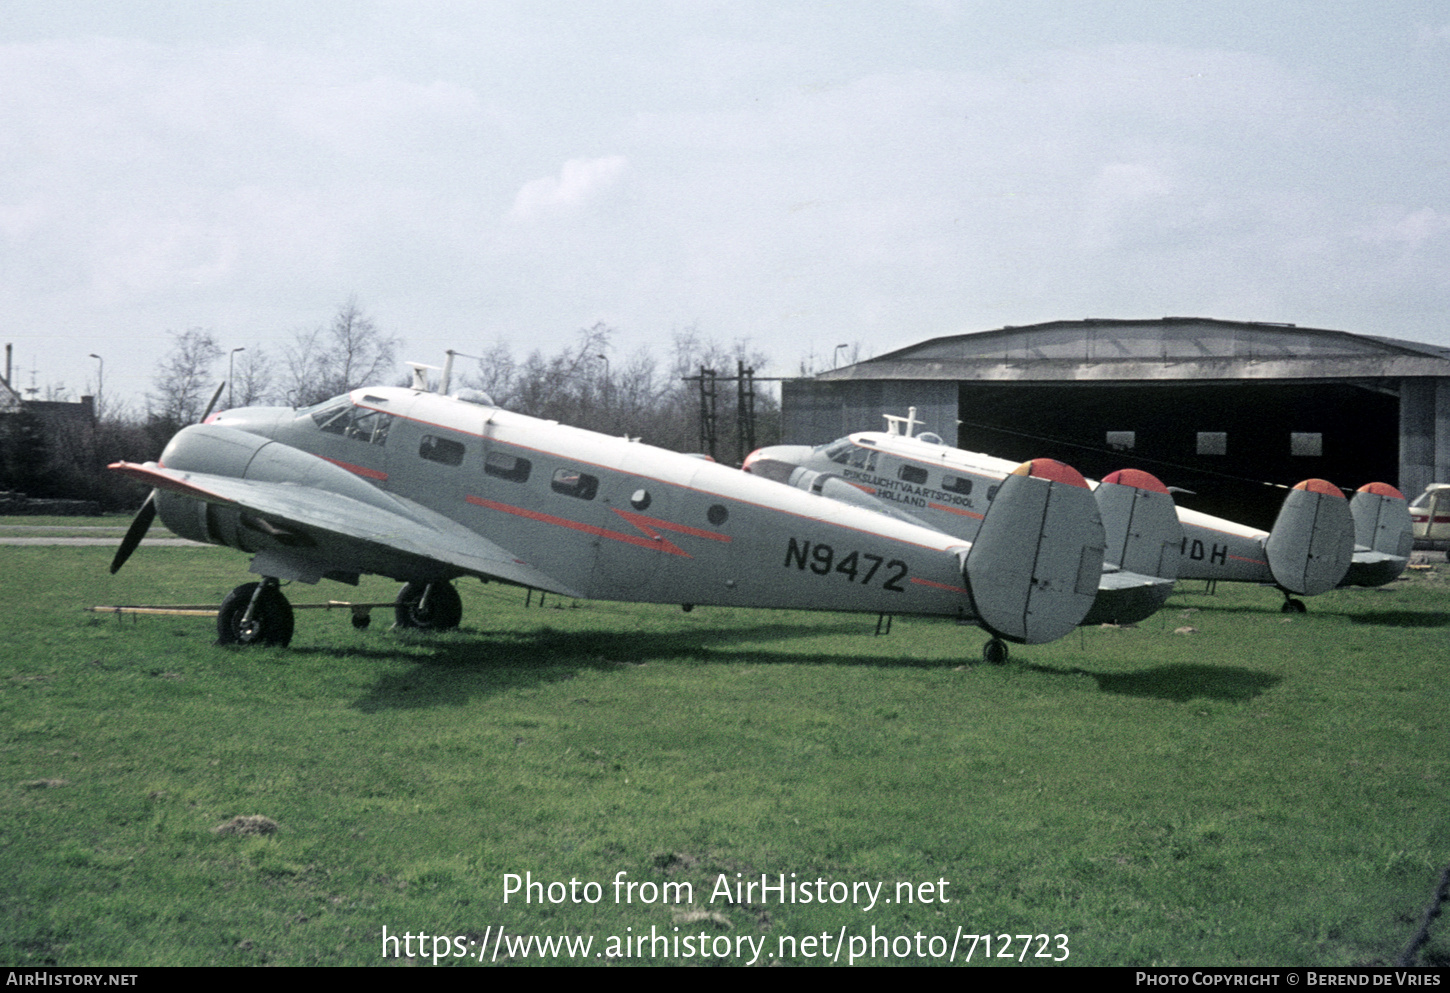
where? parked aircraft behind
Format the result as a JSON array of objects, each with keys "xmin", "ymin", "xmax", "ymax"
[
  {"xmin": 1408, "ymin": 483, "xmax": 1450, "ymax": 549},
  {"xmin": 107, "ymin": 378, "xmax": 1115, "ymax": 664},
  {"xmin": 743, "ymin": 411, "xmax": 1412, "ymax": 613}
]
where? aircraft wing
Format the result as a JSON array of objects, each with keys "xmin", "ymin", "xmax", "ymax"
[{"xmin": 111, "ymin": 461, "xmax": 584, "ymax": 597}]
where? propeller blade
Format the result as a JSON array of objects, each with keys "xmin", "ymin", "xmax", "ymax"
[
  {"xmin": 110, "ymin": 491, "xmax": 157, "ymax": 574},
  {"xmin": 200, "ymin": 380, "xmax": 227, "ymax": 422}
]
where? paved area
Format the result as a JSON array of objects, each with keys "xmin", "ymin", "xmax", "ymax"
[{"xmin": 0, "ymin": 537, "xmax": 210, "ymax": 546}]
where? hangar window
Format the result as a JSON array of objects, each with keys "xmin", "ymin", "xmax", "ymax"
[
  {"xmin": 1106, "ymin": 431, "xmax": 1135, "ymax": 452},
  {"xmin": 1197, "ymin": 432, "xmax": 1227, "ymax": 456},
  {"xmin": 898, "ymin": 464, "xmax": 929, "ymax": 485},
  {"xmin": 551, "ymin": 468, "xmax": 599, "ymax": 501},
  {"xmin": 1291, "ymin": 432, "xmax": 1323, "ymax": 457},
  {"xmin": 484, "ymin": 451, "xmax": 532, "ymax": 483},
  {"xmin": 419, "ymin": 435, "xmax": 465, "ymax": 465},
  {"xmin": 942, "ymin": 475, "xmax": 973, "ymax": 496}
]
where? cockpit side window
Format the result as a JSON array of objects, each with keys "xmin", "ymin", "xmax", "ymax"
[
  {"xmin": 313, "ymin": 403, "xmax": 391, "ymax": 445},
  {"xmin": 824, "ymin": 441, "xmax": 854, "ymax": 464}
]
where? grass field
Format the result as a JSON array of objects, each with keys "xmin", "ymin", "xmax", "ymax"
[{"xmin": 1, "ymin": 521, "xmax": 1446, "ymax": 967}]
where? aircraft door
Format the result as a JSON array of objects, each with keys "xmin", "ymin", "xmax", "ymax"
[{"xmin": 588, "ymin": 451, "xmax": 681, "ymax": 595}]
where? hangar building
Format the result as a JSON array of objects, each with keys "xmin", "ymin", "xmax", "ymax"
[{"xmin": 781, "ymin": 317, "xmax": 1450, "ymax": 527}]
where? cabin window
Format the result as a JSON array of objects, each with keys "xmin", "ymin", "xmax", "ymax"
[
  {"xmin": 1197, "ymin": 432, "xmax": 1227, "ymax": 456},
  {"xmin": 1106, "ymin": 431, "xmax": 1135, "ymax": 452},
  {"xmin": 484, "ymin": 451, "xmax": 532, "ymax": 483},
  {"xmin": 551, "ymin": 468, "xmax": 599, "ymax": 500},
  {"xmin": 630, "ymin": 489, "xmax": 651, "ymax": 511},
  {"xmin": 1291, "ymin": 432, "xmax": 1322, "ymax": 457},
  {"xmin": 942, "ymin": 475, "xmax": 973, "ymax": 496},
  {"xmin": 898, "ymin": 464, "xmax": 929, "ymax": 485},
  {"xmin": 419, "ymin": 435, "xmax": 465, "ymax": 466},
  {"xmin": 707, "ymin": 504, "xmax": 729, "ymax": 525}
]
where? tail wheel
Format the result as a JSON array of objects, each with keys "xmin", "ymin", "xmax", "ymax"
[
  {"xmin": 216, "ymin": 582, "xmax": 294, "ymax": 647},
  {"xmin": 982, "ymin": 638, "xmax": 1010, "ymax": 665},
  {"xmin": 395, "ymin": 581, "xmax": 463, "ymax": 630},
  {"xmin": 1280, "ymin": 598, "xmax": 1307, "ymax": 614}
]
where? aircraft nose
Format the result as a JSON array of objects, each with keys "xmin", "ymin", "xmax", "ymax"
[{"xmin": 742, "ymin": 445, "xmax": 811, "ymax": 484}]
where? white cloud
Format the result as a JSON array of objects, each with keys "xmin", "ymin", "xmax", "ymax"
[{"xmin": 508, "ymin": 156, "xmax": 629, "ymax": 221}]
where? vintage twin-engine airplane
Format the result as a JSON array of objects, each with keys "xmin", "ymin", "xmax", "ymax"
[
  {"xmin": 743, "ymin": 410, "xmax": 1413, "ymax": 614},
  {"xmin": 108, "ymin": 376, "xmax": 1115, "ymax": 663}
]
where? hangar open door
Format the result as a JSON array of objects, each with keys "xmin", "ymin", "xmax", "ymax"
[{"xmin": 956, "ymin": 381, "xmax": 1400, "ymax": 529}]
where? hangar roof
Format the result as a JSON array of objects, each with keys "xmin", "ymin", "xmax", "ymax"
[{"xmin": 819, "ymin": 317, "xmax": 1450, "ymax": 383}]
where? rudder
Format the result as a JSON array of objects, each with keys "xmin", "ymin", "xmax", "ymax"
[
  {"xmin": 965, "ymin": 459, "xmax": 1106, "ymax": 644},
  {"xmin": 1264, "ymin": 479, "xmax": 1354, "ymax": 596}
]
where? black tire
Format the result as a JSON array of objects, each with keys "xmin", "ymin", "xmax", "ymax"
[
  {"xmin": 1281, "ymin": 598, "xmax": 1307, "ymax": 614},
  {"xmin": 217, "ymin": 582, "xmax": 294, "ymax": 647},
  {"xmin": 395, "ymin": 581, "xmax": 463, "ymax": 630},
  {"xmin": 983, "ymin": 638, "xmax": 1009, "ymax": 665},
  {"xmin": 350, "ymin": 612, "xmax": 372, "ymax": 630}
]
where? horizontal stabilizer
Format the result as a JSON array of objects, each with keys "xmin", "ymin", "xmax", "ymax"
[
  {"xmin": 965, "ymin": 459, "xmax": 1106, "ymax": 644},
  {"xmin": 1264, "ymin": 479, "xmax": 1354, "ymax": 596},
  {"xmin": 1343, "ymin": 482, "xmax": 1412, "ymax": 587}
]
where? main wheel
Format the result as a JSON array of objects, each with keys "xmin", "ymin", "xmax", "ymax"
[
  {"xmin": 983, "ymin": 638, "xmax": 1009, "ymax": 665},
  {"xmin": 216, "ymin": 582, "xmax": 295, "ymax": 646},
  {"xmin": 395, "ymin": 581, "xmax": 463, "ymax": 630}
]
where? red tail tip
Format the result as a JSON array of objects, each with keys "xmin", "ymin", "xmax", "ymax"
[
  {"xmin": 1357, "ymin": 481, "xmax": 1404, "ymax": 499},
  {"xmin": 1012, "ymin": 458, "xmax": 1089, "ymax": 489},
  {"xmin": 1293, "ymin": 478, "xmax": 1344, "ymax": 499},
  {"xmin": 1102, "ymin": 468, "xmax": 1169, "ymax": 494}
]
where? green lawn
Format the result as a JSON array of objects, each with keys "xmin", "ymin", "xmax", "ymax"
[{"xmin": 1, "ymin": 538, "xmax": 1446, "ymax": 966}]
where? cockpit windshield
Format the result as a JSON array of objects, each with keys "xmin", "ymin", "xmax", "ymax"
[{"xmin": 305, "ymin": 398, "xmax": 392, "ymax": 446}]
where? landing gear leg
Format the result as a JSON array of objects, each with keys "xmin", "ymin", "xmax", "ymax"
[
  {"xmin": 1280, "ymin": 593, "xmax": 1307, "ymax": 614},
  {"xmin": 217, "ymin": 578, "xmax": 294, "ymax": 646},
  {"xmin": 983, "ymin": 638, "xmax": 1009, "ymax": 665}
]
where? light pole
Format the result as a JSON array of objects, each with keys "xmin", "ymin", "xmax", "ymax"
[
  {"xmin": 88, "ymin": 354, "xmax": 103, "ymax": 418},
  {"xmin": 833, "ymin": 343, "xmax": 849, "ymax": 368},
  {"xmin": 228, "ymin": 347, "xmax": 245, "ymax": 409}
]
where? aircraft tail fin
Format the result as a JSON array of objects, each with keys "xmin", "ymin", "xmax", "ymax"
[
  {"xmin": 1095, "ymin": 468, "xmax": 1183, "ymax": 579},
  {"xmin": 1342, "ymin": 482, "xmax": 1412, "ymax": 587},
  {"xmin": 1264, "ymin": 479, "xmax": 1355, "ymax": 596},
  {"xmin": 964, "ymin": 459, "xmax": 1105, "ymax": 644},
  {"xmin": 1080, "ymin": 468, "xmax": 1183, "ymax": 625}
]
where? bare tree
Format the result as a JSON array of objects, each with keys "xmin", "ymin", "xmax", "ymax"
[
  {"xmin": 280, "ymin": 298, "xmax": 400, "ymax": 407},
  {"xmin": 461, "ymin": 323, "xmax": 779, "ymax": 458},
  {"xmin": 147, "ymin": 328, "xmax": 223, "ymax": 428},
  {"xmin": 231, "ymin": 346, "xmax": 276, "ymax": 407}
]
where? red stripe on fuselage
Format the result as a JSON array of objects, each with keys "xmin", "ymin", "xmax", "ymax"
[
  {"xmin": 465, "ymin": 495, "xmax": 697, "ymax": 557},
  {"xmin": 320, "ymin": 455, "xmax": 388, "ymax": 481},
  {"xmin": 926, "ymin": 502, "xmax": 985, "ymax": 520},
  {"xmin": 910, "ymin": 576, "xmax": 968, "ymax": 594}
]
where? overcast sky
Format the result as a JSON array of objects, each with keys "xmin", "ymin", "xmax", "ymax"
[{"xmin": 3, "ymin": 1, "xmax": 1448, "ymax": 410}]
